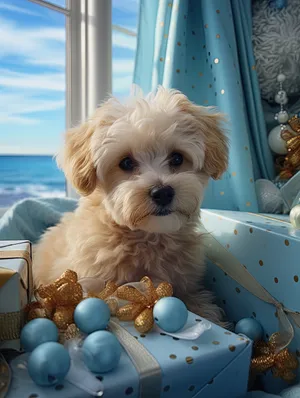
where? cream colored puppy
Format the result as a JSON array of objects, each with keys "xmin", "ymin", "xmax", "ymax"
[{"xmin": 33, "ymin": 87, "xmax": 228, "ymax": 324}]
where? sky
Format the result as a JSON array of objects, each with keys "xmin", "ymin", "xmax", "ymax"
[{"xmin": 0, "ymin": 0, "xmax": 138, "ymax": 155}]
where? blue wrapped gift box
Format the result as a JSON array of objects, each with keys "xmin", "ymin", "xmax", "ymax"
[
  {"xmin": 201, "ymin": 210, "xmax": 300, "ymax": 394},
  {"xmin": 6, "ymin": 313, "xmax": 252, "ymax": 398}
]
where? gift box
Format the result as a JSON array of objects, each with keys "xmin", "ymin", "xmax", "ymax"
[
  {"xmin": 0, "ymin": 240, "xmax": 33, "ymax": 350},
  {"xmin": 6, "ymin": 312, "xmax": 252, "ymax": 398},
  {"xmin": 201, "ymin": 210, "xmax": 300, "ymax": 394}
]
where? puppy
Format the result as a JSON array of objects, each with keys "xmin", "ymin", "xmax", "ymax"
[{"xmin": 33, "ymin": 87, "xmax": 228, "ymax": 324}]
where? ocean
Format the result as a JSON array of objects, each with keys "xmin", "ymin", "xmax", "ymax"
[{"xmin": 0, "ymin": 155, "xmax": 66, "ymax": 207}]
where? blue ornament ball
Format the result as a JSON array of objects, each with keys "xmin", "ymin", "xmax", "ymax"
[
  {"xmin": 74, "ymin": 298, "xmax": 110, "ymax": 334},
  {"xmin": 21, "ymin": 318, "xmax": 58, "ymax": 352},
  {"xmin": 82, "ymin": 330, "xmax": 121, "ymax": 373},
  {"xmin": 235, "ymin": 318, "xmax": 263, "ymax": 341},
  {"xmin": 153, "ymin": 297, "xmax": 188, "ymax": 333},
  {"xmin": 28, "ymin": 342, "xmax": 71, "ymax": 386}
]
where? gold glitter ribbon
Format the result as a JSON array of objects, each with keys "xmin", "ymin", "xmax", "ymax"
[
  {"xmin": 27, "ymin": 269, "xmax": 83, "ymax": 330},
  {"xmin": 279, "ymin": 116, "xmax": 300, "ymax": 179},
  {"xmin": 199, "ymin": 219, "xmax": 300, "ymax": 380},
  {"xmin": 114, "ymin": 277, "xmax": 173, "ymax": 333},
  {"xmin": 251, "ymin": 333, "xmax": 298, "ymax": 382},
  {"xmin": 0, "ymin": 241, "xmax": 32, "ymax": 342},
  {"xmin": 0, "ymin": 242, "xmax": 32, "ymax": 294}
]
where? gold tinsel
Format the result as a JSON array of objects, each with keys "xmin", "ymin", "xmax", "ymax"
[
  {"xmin": 251, "ymin": 333, "xmax": 298, "ymax": 383},
  {"xmin": 26, "ymin": 270, "xmax": 83, "ymax": 330},
  {"xmin": 116, "ymin": 276, "xmax": 173, "ymax": 334},
  {"xmin": 279, "ymin": 115, "xmax": 300, "ymax": 179}
]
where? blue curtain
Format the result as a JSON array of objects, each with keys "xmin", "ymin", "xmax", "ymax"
[{"xmin": 134, "ymin": 0, "xmax": 275, "ymax": 212}]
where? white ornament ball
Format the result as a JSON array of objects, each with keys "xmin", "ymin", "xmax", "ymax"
[
  {"xmin": 277, "ymin": 73, "xmax": 286, "ymax": 83},
  {"xmin": 268, "ymin": 125, "xmax": 293, "ymax": 155},
  {"xmin": 277, "ymin": 110, "xmax": 289, "ymax": 123},
  {"xmin": 290, "ymin": 205, "xmax": 300, "ymax": 229},
  {"xmin": 275, "ymin": 90, "xmax": 288, "ymax": 105}
]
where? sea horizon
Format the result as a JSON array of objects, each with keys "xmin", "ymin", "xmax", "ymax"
[{"xmin": 0, "ymin": 155, "xmax": 66, "ymax": 207}]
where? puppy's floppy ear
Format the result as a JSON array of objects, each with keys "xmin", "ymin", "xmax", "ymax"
[
  {"xmin": 179, "ymin": 95, "xmax": 229, "ymax": 180},
  {"xmin": 57, "ymin": 98, "xmax": 121, "ymax": 195},
  {"xmin": 57, "ymin": 120, "xmax": 97, "ymax": 196}
]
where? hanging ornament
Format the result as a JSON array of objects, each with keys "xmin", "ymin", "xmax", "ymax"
[
  {"xmin": 268, "ymin": 125, "xmax": 294, "ymax": 155},
  {"xmin": 275, "ymin": 110, "xmax": 289, "ymax": 124},
  {"xmin": 275, "ymin": 90, "xmax": 288, "ymax": 105},
  {"xmin": 268, "ymin": 73, "xmax": 292, "ymax": 155}
]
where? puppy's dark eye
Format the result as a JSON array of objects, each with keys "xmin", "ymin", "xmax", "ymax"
[
  {"xmin": 169, "ymin": 152, "xmax": 183, "ymax": 167},
  {"xmin": 119, "ymin": 156, "xmax": 136, "ymax": 171}
]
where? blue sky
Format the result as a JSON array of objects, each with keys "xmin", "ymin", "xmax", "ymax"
[{"xmin": 0, "ymin": 0, "xmax": 138, "ymax": 155}]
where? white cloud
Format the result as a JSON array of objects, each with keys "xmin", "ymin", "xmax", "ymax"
[
  {"xmin": 0, "ymin": 2, "xmax": 42, "ymax": 16},
  {"xmin": 0, "ymin": 92, "xmax": 65, "ymax": 126},
  {"xmin": 0, "ymin": 115, "xmax": 40, "ymax": 125},
  {"xmin": 112, "ymin": 31, "xmax": 137, "ymax": 51},
  {"xmin": 113, "ymin": 59, "xmax": 134, "ymax": 75},
  {"xmin": 0, "ymin": 92, "xmax": 65, "ymax": 113},
  {"xmin": 0, "ymin": 69, "xmax": 65, "ymax": 91},
  {"xmin": 33, "ymin": 28, "xmax": 65, "ymax": 42},
  {"xmin": 0, "ymin": 16, "xmax": 65, "ymax": 68}
]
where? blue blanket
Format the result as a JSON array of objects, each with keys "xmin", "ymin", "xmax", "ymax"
[{"xmin": 0, "ymin": 198, "xmax": 78, "ymax": 242}]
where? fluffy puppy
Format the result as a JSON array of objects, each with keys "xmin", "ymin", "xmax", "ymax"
[{"xmin": 33, "ymin": 87, "xmax": 228, "ymax": 324}]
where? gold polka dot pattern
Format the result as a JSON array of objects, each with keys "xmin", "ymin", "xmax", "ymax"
[{"xmin": 186, "ymin": 356, "xmax": 194, "ymax": 364}]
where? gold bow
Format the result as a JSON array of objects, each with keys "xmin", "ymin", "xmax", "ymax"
[
  {"xmin": 26, "ymin": 270, "xmax": 83, "ymax": 330},
  {"xmin": 279, "ymin": 116, "xmax": 300, "ymax": 179},
  {"xmin": 26, "ymin": 272, "xmax": 173, "ymax": 335},
  {"xmin": 115, "ymin": 276, "xmax": 173, "ymax": 333},
  {"xmin": 251, "ymin": 333, "xmax": 298, "ymax": 382}
]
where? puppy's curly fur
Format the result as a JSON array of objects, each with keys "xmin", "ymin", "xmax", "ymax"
[{"xmin": 33, "ymin": 87, "xmax": 228, "ymax": 325}]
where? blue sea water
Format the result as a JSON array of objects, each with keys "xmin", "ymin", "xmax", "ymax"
[{"xmin": 0, "ymin": 156, "xmax": 66, "ymax": 207}]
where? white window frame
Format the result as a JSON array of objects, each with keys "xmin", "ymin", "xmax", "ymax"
[{"xmin": 0, "ymin": 0, "xmax": 115, "ymax": 216}]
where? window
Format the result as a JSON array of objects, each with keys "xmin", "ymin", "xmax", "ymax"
[
  {"xmin": 112, "ymin": 0, "xmax": 138, "ymax": 99},
  {"xmin": 0, "ymin": 0, "xmax": 139, "ymax": 210},
  {"xmin": 0, "ymin": 0, "xmax": 67, "ymax": 208}
]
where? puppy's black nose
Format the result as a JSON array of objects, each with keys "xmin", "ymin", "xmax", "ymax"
[{"xmin": 150, "ymin": 186, "xmax": 175, "ymax": 206}]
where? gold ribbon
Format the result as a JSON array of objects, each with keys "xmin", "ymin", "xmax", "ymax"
[
  {"xmin": 200, "ymin": 222, "xmax": 300, "ymax": 352},
  {"xmin": 251, "ymin": 333, "xmax": 298, "ymax": 382},
  {"xmin": 27, "ymin": 270, "xmax": 83, "ymax": 330},
  {"xmin": 0, "ymin": 242, "xmax": 32, "ymax": 297},
  {"xmin": 115, "ymin": 277, "xmax": 173, "ymax": 333},
  {"xmin": 0, "ymin": 242, "xmax": 33, "ymax": 342},
  {"xmin": 0, "ymin": 250, "xmax": 31, "ymax": 288}
]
